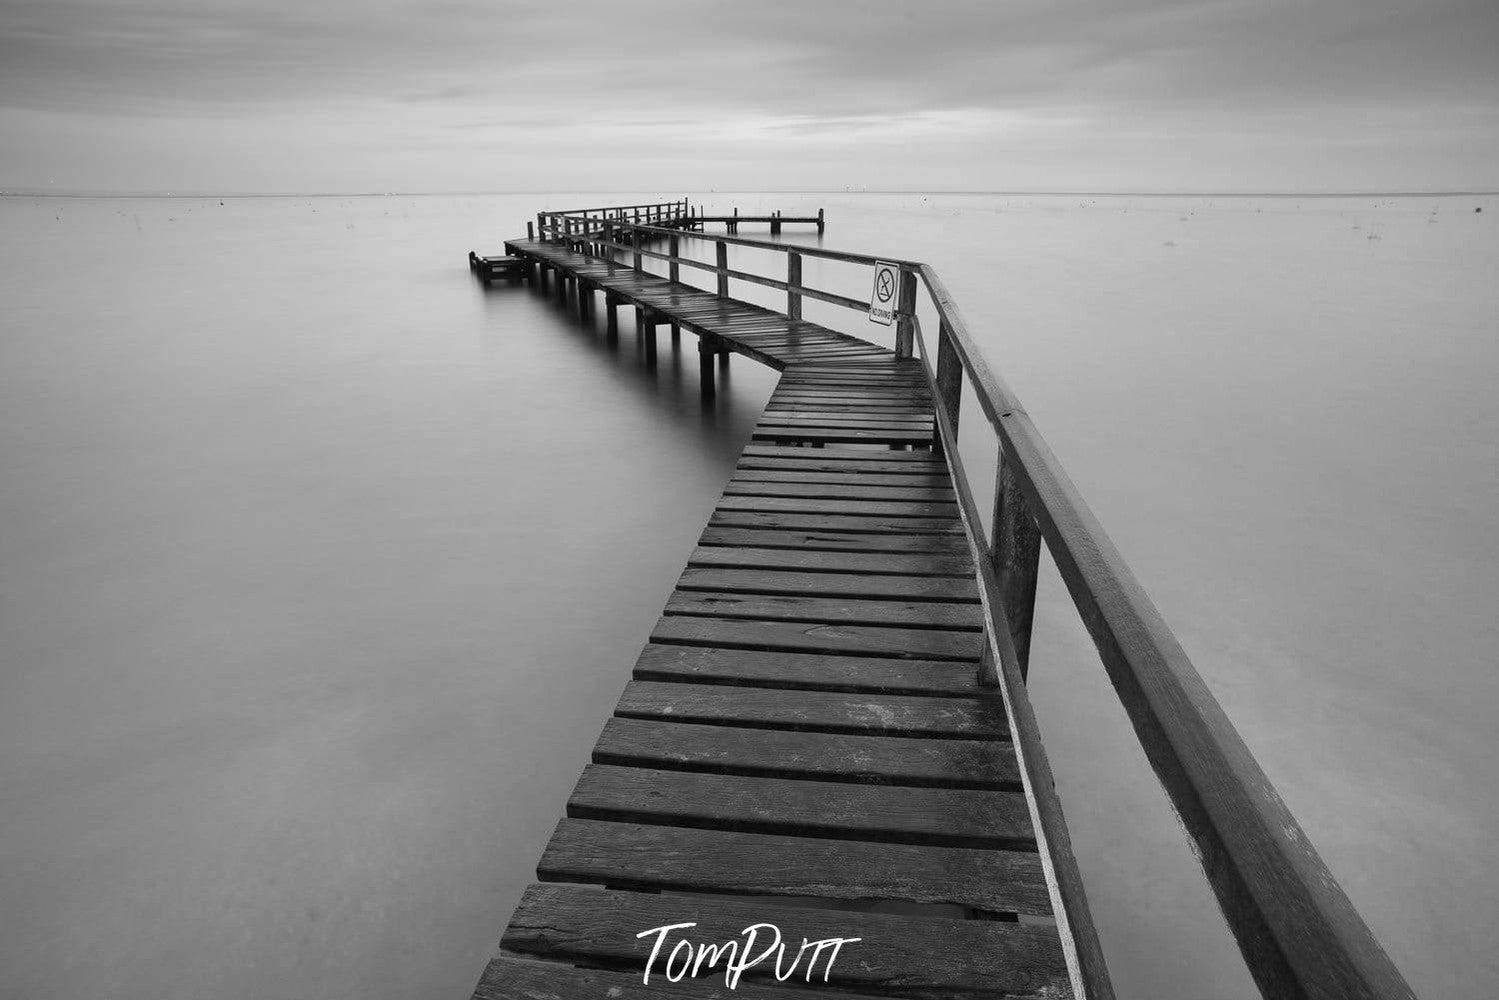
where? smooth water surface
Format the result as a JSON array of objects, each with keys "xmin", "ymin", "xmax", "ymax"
[{"xmin": 1, "ymin": 192, "xmax": 1494, "ymax": 999}]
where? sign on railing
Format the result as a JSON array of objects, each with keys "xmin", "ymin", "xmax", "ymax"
[{"xmin": 868, "ymin": 261, "xmax": 898, "ymax": 326}]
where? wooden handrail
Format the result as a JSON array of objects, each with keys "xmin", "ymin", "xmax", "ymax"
[
  {"xmin": 911, "ymin": 314, "xmax": 1112, "ymax": 1000},
  {"xmin": 914, "ymin": 266, "xmax": 1417, "ymax": 1000},
  {"xmin": 537, "ymin": 220, "xmax": 873, "ymax": 316},
  {"xmin": 540, "ymin": 213, "xmax": 920, "ymax": 268},
  {"xmin": 545, "ymin": 198, "xmax": 690, "ymax": 216},
  {"xmin": 519, "ymin": 204, "xmax": 1418, "ymax": 1000},
  {"xmin": 534, "ymin": 213, "xmax": 921, "ymax": 356}
]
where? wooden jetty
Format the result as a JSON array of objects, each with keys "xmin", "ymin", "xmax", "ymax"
[
  {"xmin": 512, "ymin": 200, "xmax": 825, "ymax": 251},
  {"xmin": 465, "ymin": 203, "xmax": 1417, "ymax": 1000}
]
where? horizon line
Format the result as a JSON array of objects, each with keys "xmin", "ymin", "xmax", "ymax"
[{"xmin": 3, "ymin": 188, "xmax": 1497, "ymax": 200}]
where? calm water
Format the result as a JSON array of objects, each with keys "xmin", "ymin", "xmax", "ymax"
[{"xmin": 1, "ymin": 192, "xmax": 1494, "ymax": 999}]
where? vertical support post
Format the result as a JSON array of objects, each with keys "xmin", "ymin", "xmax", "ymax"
[
  {"xmin": 698, "ymin": 335, "xmax": 716, "ymax": 399},
  {"xmin": 527, "ymin": 220, "xmax": 534, "ymax": 240},
  {"xmin": 787, "ymin": 252, "xmax": 802, "ymax": 320},
  {"xmin": 894, "ymin": 268, "xmax": 917, "ymax": 359},
  {"xmin": 669, "ymin": 234, "xmax": 680, "ymax": 284},
  {"xmin": 715, "ymin": 241, "xmax": 728, "ymax": 298},
  {"xmin": 605, "ymin": 292, "xmax": 619, "ymax": 343},
  {"xmin": 817, "ymin": 208, "xmax": 825, "ymax": 234},
  {"xmin": 536, "ymin": 213, "xmax": 545, "ymax": 242},
  {"xmin": 642, "ymin": 310, "xmax": 657, "ymax": 366},
  {"xmin": 632, "ymin": 229, "xmax": 643, "ymax": 272},
  {"xmin": 932, "ymin": 321, "xmax": 962, "ymax": 457},
  {"xmin": 771, "ymin": 210, "xmax": 781, "ymax": 235},
  {"xmin": 992, "ymin": 449, "xmax": 1042, "ymax": 679}
]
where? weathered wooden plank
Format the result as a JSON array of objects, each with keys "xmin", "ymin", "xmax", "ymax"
[
  {"xmin": 714, "ymin": 495, "xmax": 959, "ymax": 517},
  {"xmin": 775, "ymin": 354, "xmax": 896, "ymax": 365},
  {"xmin": 791, "ymin": 362, "xmax": 927, "ymax": 372},
  {"xmin": 724, "ymin": 480, "xmax": 954, "ymax": 502},
  {"xmin": 473, "ymin": 954, "xmax": 899, "ymax": 1000},
  {"xmin": 760, "ymin": 410, "xmax": 935, "ymax": 423},
  {"xmin": 769, "ymin": 387, "xmax": 930, "ymax": 399},
  {"xmin": 764, "ymin": 403, "xmax": 933, "ymax": 415},
  {"xmin": 764, "ymin": 403, "xmax": 934, "ymax": 416},
  {"xmin": 698, "ymin": 526, "xmax": 971, "ymax": 553},
  {"xmin": 567, "ymin": 764, "xmax": 1032, "ymax": 847},
  {"xmin": 755, "ymin": 420, "xmax": 937, "ymax": 436},
  {"xmin": 538, "ymin": 819, "xmax": 1052, "ymax": 915},
  {"xmin": 735, "ymin": 457, "xmax": 949, "ymax": 478},
  {"xmin": 752, "ymin": 428, "xmax": 937, "ymax": 445},
  {"xmin": 777, "ymin": 378, "xmax": 929, "ymax": 389},
  {"xmin": 781, "ymin": 367, "xmax": 928, "ymax": 376},
  {"xmin": 772, "ymin": 377, "xmax": 926, "ymax": 386},
  {"xmin": 766, "ymin": 387, "xmax": 930, "ymax": 397},
  {"xmin": 708, "ymin": 509, "xmax": 968, "ymax": 535},
  {"xmin": 731, "ymin": 469, "xmax": 956, "ymax": 488},
  {"xmin": 594, "ymin": 717, "xmax": 1020, "ymax": 788},
  {"xmin": 676, "ymin": 567, "xmax": 978, "ymax": 602},
  {"xmin": 783, "ymin": 375, "xmax": 924, "ymax": 383},
  {"xmin": 740, "ymin": 443, "xmax": 943, "ymax": 463},
  {"xmin": 771, "ymin": 383, "xmax": 930, "ymax": 394},
  {"xmin": 763, "ymin": 406, "xmax": 932, "ymax": 417},
  {"xmin": 689, "ymin": 545, "xmax": 973, "ymax": 576},
  {"xmin": 631, "ymin": 643, "xmax": 980, "ymax": 695},
  {"xmin": 617, "ymin": 680, "xmax": 1003, "ymax": 736},
  {"xmin": 767, "ymin": 392, "xmax": 930, "ymax": 401},
  {"xmin": 499, "ymin": 885, "xmax": 1071, "ymax": 999},
  {"xmin": 664, "ymin": 592, "xmax": 985, "ymax": 631}
]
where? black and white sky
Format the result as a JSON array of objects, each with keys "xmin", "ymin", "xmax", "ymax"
[{"xmin": 2, "ymin": 0, "xmax": 1496, "ymax": 194}]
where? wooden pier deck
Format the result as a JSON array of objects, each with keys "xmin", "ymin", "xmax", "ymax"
[
  {"xmin": 479, "ymin": 440, "xmax": 1069, "ymax": 1000},
  {"xmin": 466, "ymin": 204, "xmax": 1418, "ymax": 1000}
]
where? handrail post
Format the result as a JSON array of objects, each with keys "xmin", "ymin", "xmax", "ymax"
[
  {"xmin": 894, "ymin": 268, "xmax": 917, "ymax": 358},
  {"xmin": 715, "ymin": 241, "xmax": 728, "ymax": 298},
  {"xmin": 668, "ymin": 234, "xmax": 680, "ymax": 283},
  {"xmin": 932, "ymin": 320, "xmax": 961, "ymax": 457},
  {"xmin": 992, "ymin": 448, "xmax": 1042, "ymax": 680},
  {"xmin": 786, "ymin": 251, "xmax": 802, "ymax": 320}
]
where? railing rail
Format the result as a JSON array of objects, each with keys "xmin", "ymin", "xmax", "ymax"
[
  {"xmin": 524, "ymin": 207, "xmax": 1418, "ymax": 1000},
  {"xmin": 543, "ymin": 198, "xmax": 690, "ymax": 217},
  {"xmin": 533, "ymin": 212, "xmax": 923, "ymax": 356}
]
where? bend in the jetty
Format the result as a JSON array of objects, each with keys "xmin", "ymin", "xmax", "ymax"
[{"xmin": 464, "ymin": 199, "xmax": 1418, "ymax": 1000}]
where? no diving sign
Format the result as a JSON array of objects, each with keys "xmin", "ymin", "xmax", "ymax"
[{"xmin": 868, "ymin": 261, "xmax": 898, "ymax": 326}]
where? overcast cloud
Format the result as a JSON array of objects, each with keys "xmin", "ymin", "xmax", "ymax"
[{"xmin": 1, "ymin": 0, "xmax": 1495, "ymax": 193}]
